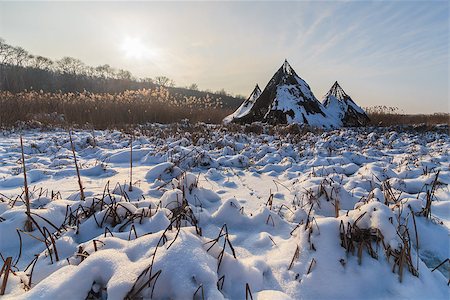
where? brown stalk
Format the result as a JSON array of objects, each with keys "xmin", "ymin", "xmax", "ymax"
[
  {"xmin": 334, "ymin": 199, "xmax": 340, "ymax": 218},
  {"xmin": 265, "ymin": 214, "xmax": 275, "ymax": 227},
  {"xmin": 93, "ymin": 240, "xmax": 105, "ymax": 252},
  {"xmin": 288, "ymin": 245, "xmax": 300, "ymax": 270},
  {"xmin": 217, "ymin": 275, "xmax": 225, "ymax": 290},
  {"xmin": 266, "ymin": 193, "xmax": 273, "ymax": 210},
  {"xmin": 26, "ymin": 255, "xmax": 39, "ymax": 289},
  {"xmin": 129, "ymin": 133, "xmax": 133, "ymax": 192},
  {"xmin": 42, "ymin": 227, "xmax": 59, "ymax": 263},
  {"xmin": 204, "ymin": 224, "xmax": 237, "ymax": 272},
  {"xmin": 431, "ymin": 258, "xmax": 449, "ymax": 272},
  {"xmin": 0, "ymin": 256, "xmax": 12, "ymax": 295},
  {"xmin": 245, "ymin": 283, "xmax": 253, "ymax": 300},
  {"xmin": 398, "ymin": 246, "xmax": 405, "ymax": 282},
  {"xmin": 20, "ymin": 136, "xmax": 33, "ymax": 232},
  {"xmin": 268, "ymin": 235, "xmax": 277, "ymax": 246},
  {"xmin": 13, "ymin": 230, "xmax": 23, "ymax": 267},
  {"xmin": 193, "ymin": 284, "xmax": 205, "ymax": 300},
  {"xmin": 104, "ymin": 227, "xmax": 114, "ymax": 237},
  {"xmin": 306, "ymin": 258, "xmax": 316, "ymax": 274},
  {"xmin": 69, "ymin": 130, "xmax": 85, "ymax": 201},
  {"xmin": 408, "ymin": 206, "xmax": 420, "ymax": 272}
]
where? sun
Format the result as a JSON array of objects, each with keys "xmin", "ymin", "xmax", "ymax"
[{"xmin": 121, "ymin": 37, "xmax": 149, "ymax": 59}]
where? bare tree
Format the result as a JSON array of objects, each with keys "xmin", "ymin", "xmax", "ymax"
[
  {"xmin": 117, "ymin": 69, "xmax": 133, "ymax": 80},
  {"xmin": 95, "ymin": 64, "xmax": 113, "ymax": 78},
  {"xmin": 188, "ymin": 83, "xmax": 199, "ymax": 90},
  {"xmin": 11, "ymin": 47, "xmax": 30, "ymax": 66},
  {"xmin": 57, "ymin": 56, "xmax": 85, "ymax": 75},
  {"xmin": 141, "ymin": 77, "xmax": 154, "ymax": 84},
  {"xmin": 84, "ymin": 66, "xmax": 97, "ymax": 78},
  {"xmin": 31, "ymin": 55, "xmax": 53, "ymax": 70},
  {"xmin": 0, "ymin": 38, "xmax": 15, "ymax": 64},
  {"xmin": 155, "ymin": 76, "xmax": 174, "ymax": 87}
]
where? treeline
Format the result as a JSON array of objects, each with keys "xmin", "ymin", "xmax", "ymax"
[
  {"xmin": 0, "ymin": 38, "xmax": 243, "ymax": 107},
  {"xmin": 0, "ymin": 38, "xmax": 159, "ymax": 93}
]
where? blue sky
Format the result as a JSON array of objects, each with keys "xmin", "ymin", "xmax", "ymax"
[{"xmin": 0, "ymin": 1, "xmax": 448, "ymax": 113}]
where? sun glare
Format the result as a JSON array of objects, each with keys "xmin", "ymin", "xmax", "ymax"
[{"xmin": 121, "ymin": 37, "xmax": 150, "ymax": 59}]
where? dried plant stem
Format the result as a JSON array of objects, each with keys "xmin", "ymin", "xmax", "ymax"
[
  {"xmin": 431, "ymin": 258, "xmax": 449, "ymax": 272},
  {"xmin": 306, "ymin": 258, "xmax": 316, "ymax": 274},
  {"xmin": 129, "ymin": 133, "xmax": 133, "ymax": 192},
  {"xmin": 245, "ymin": 283, "xmax": 253, "ymax": 300},
  {"xmin": 0, "ymin": 256, "xmax": 12, "ymax": 295},
  {"xmin": 69, "ymin": 130, "xmax": 85, "ymax": 201},
  {"xmin": 334, "ymin": 199, "xmax": 340, "ymax": 218},
  {"xmin": 421, "ymin": 171, "xmax": 440, "ymax": 219},
  {"xmin": 409, "ymin": 206, "xmax": 420, "ymax": 272},
  {"xmin": 91, "ymin": 127, "xmax": 97, "ymax": 148},
  {"xmin": 193, "ymin": 284, "xmax": 205, "ymax": 300},
  {"xmin": 288, "ymin": 245, "xmax": 300, "ymax": 270},
  {"xmin": 20, "ymin": 136, "xmax": 33, "ymax": 232},
  {"xmin": 217, "ymin": 275, "xmax": 225, "ymax": 290}
]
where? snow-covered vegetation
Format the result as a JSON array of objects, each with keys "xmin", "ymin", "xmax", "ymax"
[
  {"xmin": 0, "ymin": 124, "xmax": 448, "ymax": 299},
  {"xmin": 224, "ymin": 60, "xmax": 369, "ymax": 128}
]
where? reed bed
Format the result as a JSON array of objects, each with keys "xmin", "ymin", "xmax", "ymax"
[{"xmin": 0, "ymin": 88, "xmax": 233, "ymax": 128}]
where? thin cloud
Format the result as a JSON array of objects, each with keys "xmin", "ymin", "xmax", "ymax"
[{"xmin": 0, "ymin": 1, "xmax": 447, "ymax": 113}]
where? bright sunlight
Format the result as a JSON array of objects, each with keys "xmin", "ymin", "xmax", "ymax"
[{"xmin": 121, "ymin": 37, "xmax": 150, "ymax": 59}]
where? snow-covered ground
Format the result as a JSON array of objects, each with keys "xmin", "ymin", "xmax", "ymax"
[{"xmin": 0, "ymin": 125, "xmax": 448, "ymax": 299}]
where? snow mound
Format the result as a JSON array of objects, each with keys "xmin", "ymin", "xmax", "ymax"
[
  {"xmin": 224, "ymin": 84, "xmax": 262, "ymax": 124},
  {"xmin": 145, "ymin": 162, "xmax": 182, "ymax": 183},
  {"xmin": 226, "ymin": 60, "xmax": 340, "ymax": 128},
  {"xmin": 322, "ymin": 81, "xmax": 370, "ymax": 127}
]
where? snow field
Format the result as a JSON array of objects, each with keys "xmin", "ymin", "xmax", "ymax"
[{"xmin": 0, "ymin": 124, "xmax": 448, "ymax": 299}]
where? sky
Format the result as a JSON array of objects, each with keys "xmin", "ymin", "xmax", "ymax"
[{"xmin": 0, "ymin": 0, "xmax": 448, "ymax": 113}]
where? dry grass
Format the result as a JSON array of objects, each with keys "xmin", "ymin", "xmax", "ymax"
[
  {"xmin": 1, "ymin": 90, "xmax": 447, "ymax": 130},
  {"xmin": 365, "ymin": 106, "xmax": 449, "ymax": 127},
  {"xmin": 368, "ymin": 113, "xmax": 449, "ymax": 127},
  {"xmin": 0, "ymin": 88, "xmax": 233, "ymax": 129}
]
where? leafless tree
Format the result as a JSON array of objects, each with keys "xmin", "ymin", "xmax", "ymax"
[
  {"xmin": 57, "ymin": 56, "xmax": 86, "ymax": 75},
  {"xmin": 117, "ymin": 69, "xmax": 133, "ymax": 80},
  {"xmin": 188, "ymin": 83, "xmax": 199, "ymax": 90},
  {"xmin": 95, "ymin": 64, "xmax": 113, "ymax": 78},
  {"xmin": 11, "ymin": 47, "xmax": 30, "ymax": 66},
  {"xmin": 0, "ymin": 38, "xmax": 15, "ymax": 64},
  {"xmin": 141, "ymin": 77, "xmax": 154, "ymax": 84},
  {"xmin": 155, "ymin": 76, "xmax": 174, "ymax": 87},
  {"xmin": 31, "ymin": 55, "xmax": 53, "ymax": 70}
]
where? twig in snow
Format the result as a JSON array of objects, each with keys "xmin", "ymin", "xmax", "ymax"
[
  {"xmin": 129, "ymin": 133, "xmax": 133, "ymax": 192},
  {"xmin": 0, "ymin": 257, "xmax": 12, "ymax": 295},
  {"xmin": 306, "ymin": 258, "xmax": 316, "ymax": 274},
  {"xmin": 288, "ymin": 245, "xmax": 300, "ymax": 270},
  {"xmin": 69, "ymin": 130, "xmax": 85, "ymax": 201},
  {"xmin": 193, "ymin": 284, "xmax": 205, "ymax": 300},
  {"xmin": 20, "ymin": 136, "xmax": 33, "ymax": 232},
  {"xmin": 245, "ymin": 283, "xmax": 253, "ymax": 300}
]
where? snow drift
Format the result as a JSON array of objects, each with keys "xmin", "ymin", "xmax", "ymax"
[{"xmin": 0, "ymin": 127, "xmax": 448, "ymax": 299}]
